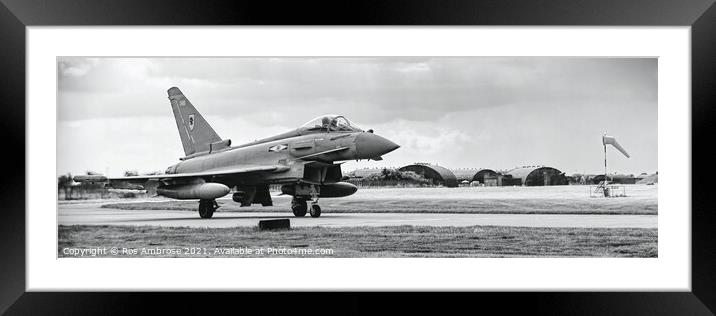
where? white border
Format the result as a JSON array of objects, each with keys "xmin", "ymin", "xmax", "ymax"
[{"xmin": 28, "ymin": 27, "xmax": 690, "ymax": 291}]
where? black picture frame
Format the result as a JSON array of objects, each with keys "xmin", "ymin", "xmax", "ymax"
[{"xmin": 1, "ymin": 0, "xmax": 714, "ymax": 314}]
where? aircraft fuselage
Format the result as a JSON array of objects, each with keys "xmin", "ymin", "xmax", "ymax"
[
  {"xmin": 166, "ymin": 130, "xmax": 398, "ymax": 187},
  {"xmin": 74, "ymin": 87, "xmax": 400, "ymax": 219}
]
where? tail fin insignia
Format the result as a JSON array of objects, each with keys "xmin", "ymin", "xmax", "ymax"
[{"xmin": 168, "ymin": 87, "xmax": 222, "ymax": 156}]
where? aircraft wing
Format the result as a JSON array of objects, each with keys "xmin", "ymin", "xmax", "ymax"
[
  {"xmin": 76, "ymin": 165, "xmax": 289, "ymax": 184},
  {"xmin": 111, "ymin": 165, "xmax": 289, "ymax": 181}
]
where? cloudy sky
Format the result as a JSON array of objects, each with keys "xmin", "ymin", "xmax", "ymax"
[{"xmin": 57, "ymin": 57, "xmax": 657, "ymax": 177}]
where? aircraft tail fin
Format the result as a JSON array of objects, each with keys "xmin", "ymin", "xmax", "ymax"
[{"xmin": 167, "ymin": 87, "xmax": 222, "ymax": 156}]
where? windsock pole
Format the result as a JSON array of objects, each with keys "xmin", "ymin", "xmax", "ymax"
[
  {"xmin": 601, "ymin": 133, "xmax": 630, "ymax": 194},
  {"xmin": 603, "ymin": 141, "xmax": 608, "ymax": 186}
]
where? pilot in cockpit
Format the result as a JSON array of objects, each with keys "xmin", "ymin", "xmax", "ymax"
[{"xmin": 304, "ymin": 115, "xmax": 362, "ymax": 132}]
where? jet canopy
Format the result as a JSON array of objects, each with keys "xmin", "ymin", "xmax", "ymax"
[{"xmin": 301, "ymin": 115, "xmax": 363, "ymax": 132}]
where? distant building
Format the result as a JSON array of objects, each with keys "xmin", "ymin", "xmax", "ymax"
[
  {"xmin": 505, "ymin": 166, "xmax": 568, "ymax": 186},
  {"xmin": 636, "ymin": 172, "xmax": 658, "ymax": 184},
  {"xmin": 399, "ymin": 164, "xmax": 459, "ymax": 187},
  {"xmin": 450, "ymin": 168, "xmax": 500, "ymax": 186},
  {"xmin": 472, "ymin": 169, "xmax": 499, "ymax": 185}
]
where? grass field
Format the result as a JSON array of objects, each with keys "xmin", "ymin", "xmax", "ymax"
[
  {"xmin": 58, "ymin": 224, "xmax": 657, "ymax": 258},
  {"xmin": 101, "ymin": 185, "xmax": 658, "ymax": 215}
]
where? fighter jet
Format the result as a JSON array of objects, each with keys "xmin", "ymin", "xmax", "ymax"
[{"xmin": 74, "ymin": 87, "xmax": 400, "ymax": 219}]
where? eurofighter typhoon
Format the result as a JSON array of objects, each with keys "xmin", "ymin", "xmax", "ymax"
[{"xmin": 74, "ymin": 87, "xmax": 400, "ymax": 218}]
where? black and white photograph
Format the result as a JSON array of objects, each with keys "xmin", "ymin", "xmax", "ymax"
[
  {"xmin": 4, "ymin": 0, "xmax": 712, "ymax": 310},
  {"xmin": 57, "ymin": 57, "xmax": 658, "ymax": 258}
]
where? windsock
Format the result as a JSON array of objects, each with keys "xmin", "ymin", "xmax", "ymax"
[{"xmin": 602, "ymin": 135, "xmax": 630, "ymax": 158}]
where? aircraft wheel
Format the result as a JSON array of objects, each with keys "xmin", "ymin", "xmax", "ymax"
[
  {"xmin": 292, "ymin": 198, "xmax": 307, "ymax": 217},
  {"xmin": 198, "ymin": 200, "xmax": 215, "ymax": 219},
  {"xmin": 309, "ymin": 204, "xmax": 321, "ymax": 218}
]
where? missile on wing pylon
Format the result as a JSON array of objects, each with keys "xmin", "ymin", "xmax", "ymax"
[{"xmin": 280, "ymin": 182, "xmax": 357, "ymax": 198}]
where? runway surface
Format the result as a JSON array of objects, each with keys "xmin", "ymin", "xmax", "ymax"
[{"xmin": 58, "ymin": 200, "xmax": 657, "ymax": 229}]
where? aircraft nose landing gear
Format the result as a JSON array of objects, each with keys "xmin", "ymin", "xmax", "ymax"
[
  {"xmin": 309, "ymin": 204, "xmax": 321, "ymax": 218},
  {"xmin": 288, "ymin": 184, "xmax": 323, "ymax": 218},
  {"xmin": 291, "ymin": 198, "xmax": 322, "ymax": 218},
  {"xmin": 198, "ymin": 199, "xmax": 218, "ymax": 219}
]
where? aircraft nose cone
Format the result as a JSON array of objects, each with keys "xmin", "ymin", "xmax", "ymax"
[{"xmin": 355, "ymin": 133, "xmax": 400, "ymax": 159}]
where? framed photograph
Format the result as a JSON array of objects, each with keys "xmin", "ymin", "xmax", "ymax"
[{"xmin": 2, "ymin": 0, "xmax": 714, "ymax": 313}]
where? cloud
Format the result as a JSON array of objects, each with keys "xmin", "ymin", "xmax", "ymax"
[
  {"xmin": 57, "ymin": 57, "xmax": 98, "ymax": 77},
  {"xmin": 58, "ymin": 57, "xmax": 656, "ymax": 123},
  {"xmin": 57, "ymin": 57, "xmax": 657, "ymax": 176}
]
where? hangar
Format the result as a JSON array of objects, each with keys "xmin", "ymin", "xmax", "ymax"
[
  {"xmin": 506, "ymin": 166, "xmax": 568, "ymax": 186},
  {"xmin": 399, "ymin": 164, "xmax": 459, "ymax": 187},
  {"xmin": 450, "ymin": 168, "xmax": 499, "ymax": 184},
  {"xmin": 472, "ymin": 169, "xmax": 499, "ymax": 184}
]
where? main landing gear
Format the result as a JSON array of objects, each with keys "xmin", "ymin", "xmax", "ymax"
[
  {"xmin": 291, "ymin": 198, "xmax": 307, "ymax": 217},
  {"xmin": 291, "ymin": 197, "xmax": 322, "ymax": 218},
  {"xmin": 198, "ymin": 199, "xmax": 218, "ymax": 219}
]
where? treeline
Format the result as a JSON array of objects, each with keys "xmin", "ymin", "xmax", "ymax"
[
  {"xmin": 345, "ymin": 168, "xmax": 435, "ymax": 188},
  {"xmin": 57, "ymin": 172, "xmax": 147, "ymax": 200}
]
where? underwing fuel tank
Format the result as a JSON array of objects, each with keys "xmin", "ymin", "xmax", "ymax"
[
  {"xmin": 157, "ymin": 182, "xmax": 230, "ymax": 200},
  {"xmin": 318, "ymin": 182, "xmax": 358, "ymax": 197},
  {"xmin": 281, "ymin": 182, "xmax": 358, "ymax": 198}
]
